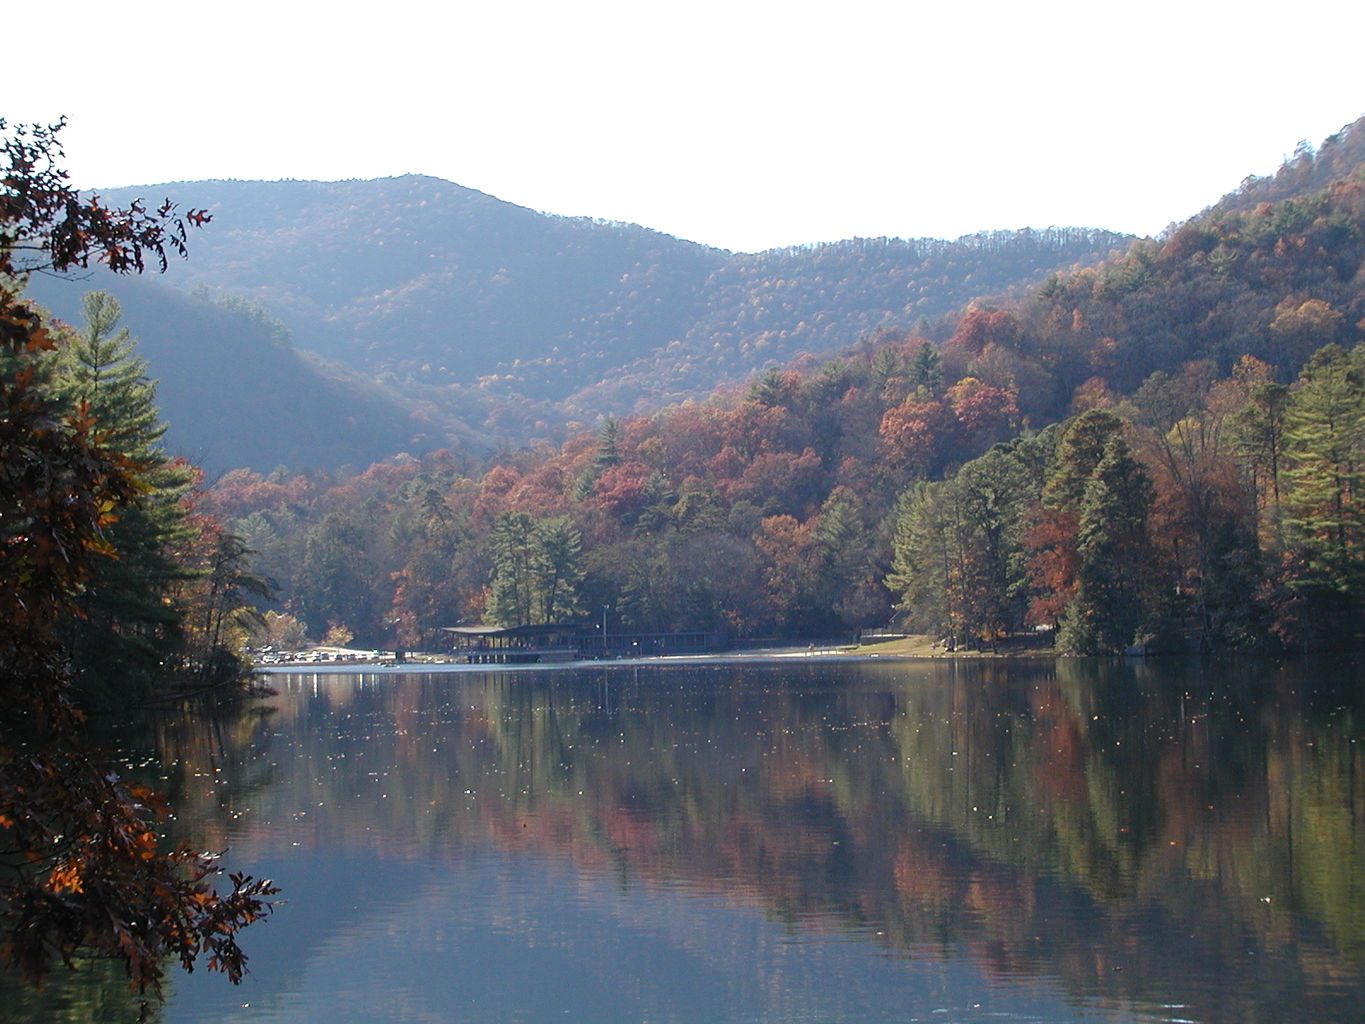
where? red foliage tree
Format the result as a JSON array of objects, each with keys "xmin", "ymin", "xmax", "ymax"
[
  {"xmin": 471, "ymin": 463, "xmax": 522, "ymax": 528},
  {"xmin": 945, "ymin": 376, "xmax": 1020, "ymax": 445},
  {"xmin": 590, "ymin": 460, "xmax": 654, "ymax": 520},
  {"xmin": 721, "ymin": 448, "xmax": 824, "ymax": 515},
  {"xmin": 755, "ymin": 514, "xmax": 818, "ymax": 625},
  {"xmin": 942, "ymin": 307, "xmax": 1025, "ymax": 379},
  {"xmin": 879, "ymin": 397, "xmax": 953, "ymax": 475},
  {"xmin": 1023, "ymin": 508, "xmax": 1080, "ymax": 627},
  {"xmin": 0, "ymin": 117, "xmax": 209, "ymax": 278}
]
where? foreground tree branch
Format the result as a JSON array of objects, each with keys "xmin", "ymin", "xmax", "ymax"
[{"xmin": 1, "ymin": 116, "xmax": 274, "ymax": 1000}]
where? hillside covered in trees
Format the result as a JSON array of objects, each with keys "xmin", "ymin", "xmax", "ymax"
[
  {"xmin": 25, "ymin": 274, "xmax": 445, "ymax": 474},
  {"xmin": 56, "ymin": 176, "xmax": 1132, "ymax": 467},
  {"xmin": 210, "ymin": 116, "xmax": 1365, "ymax": 655}
]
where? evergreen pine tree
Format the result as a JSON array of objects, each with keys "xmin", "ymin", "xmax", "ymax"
[
  {"xmin": 869, "ymin": 345, "xmax": 910, "ymax": 395},
  {"xmin": 909, "ymin": 342, "xmax": 943, "ymax": 393},
  {"xmin": 573, "ymin": 416, "xmax": 623, "ymax": 500},
  {"xmin": 593, "ymin": 416, "xmax": 622, "ymax": 472},
  {"xmin": 62, "ymin": 293, "xmax": 164, "ymax": 459},
  {"xmin": 487, "ymin": 512, "xmax": 538, "ymax": 626},
  {"xmin": 56, "ymin": 292, "xmax": 197, "ymax": 694},
  {"xmin": 888, "ymin": 481, "xmax": 969, "ymax": 645},
  {"xmin": 1280, "ymin": 344, "xmax": 1365, "ymax": 631},
  {"xmin": 1043, "ymin": 409, "xmax": 1124, "ymax": 510},
  {"xmin": 746, "ymin": 367, "xmax": 789, "ymax": 407},
  {"xmin": 533, "ymin": 517, "xmax": 586, "ymax": 623},
  {"xmin": 1057, "ymin": 434, "xmax": 1154, "ymax": 654}
]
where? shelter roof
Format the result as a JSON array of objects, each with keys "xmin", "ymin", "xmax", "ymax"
[{"xmin": 440, "ymin": 623, "xmax": 584, "ymax": 639}]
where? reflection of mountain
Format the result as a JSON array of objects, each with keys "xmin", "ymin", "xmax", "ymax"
[{"xmin": 141, "ymin": 660, "xmax": 1365, "ymax": 1024}]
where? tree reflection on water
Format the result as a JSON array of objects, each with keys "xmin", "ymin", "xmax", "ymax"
[{"xmin": 35, "ymin": 656, "xmax": 1364, "ymax": 1023}]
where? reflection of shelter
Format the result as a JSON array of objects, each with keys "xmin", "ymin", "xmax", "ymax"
[{"xmin": 441, "ymin": 624, "xmax": 724, "ymax": 663}]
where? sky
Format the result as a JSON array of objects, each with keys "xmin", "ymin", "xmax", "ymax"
[{"xmin": 9, "ymin": 0, "xmax": 1364, "ymax": 253}]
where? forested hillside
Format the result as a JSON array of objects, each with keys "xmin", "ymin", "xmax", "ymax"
[
  {"xmin": 25, "ymin": 275, "xmax": 448, "ymax": 474},
  {"xmin": 212, "ymin": 117, "xmax": 1365, "ymax": 654},
  {"xmin": 565, "ymin": 228, "xmax": 1131, "ymax": 416},
  {"xmin": 77, "ymin": 175, "xmax": 1130, "ymax": 460},
  {"xmin": 1210, "ymin": 117, "xmax": 1365, "ymax": 215}
]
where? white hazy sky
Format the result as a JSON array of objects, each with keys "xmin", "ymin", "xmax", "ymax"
[{"xmin": 9, "ymin": 0, "xmax": 1364, "ymax": 253}]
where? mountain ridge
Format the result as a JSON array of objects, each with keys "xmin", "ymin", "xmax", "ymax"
[
  {"xmin": 62, "ymin": 174, "xmax": 1134, "ymax": 467},
  {"xmin": 56, "ymin": 116, "xmax": 1363, "ymax": 474}
]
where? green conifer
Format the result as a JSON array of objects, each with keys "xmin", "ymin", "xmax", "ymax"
[
  {"xmin": 1281, "ymin": 344, "xmax": 1365, "ymax": 625},
  {"xmin": 1057, "ymin": 434, "xmax": 1154, "ymax": 654},
  {"xmin": 56, "ymin": 292, "xmax": 197, "ymax": 694}
]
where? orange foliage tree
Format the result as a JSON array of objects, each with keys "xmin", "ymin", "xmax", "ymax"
[{"xmin": 1, "ymin": 117, "xmax": 276, "ymax": 1000}]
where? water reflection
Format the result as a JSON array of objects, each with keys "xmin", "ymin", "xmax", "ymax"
[{"xmin": 27, "ymin": 657, "xmax": 1365, "ymax": 1023}]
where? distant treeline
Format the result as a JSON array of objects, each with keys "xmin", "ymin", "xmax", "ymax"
[{"xmin": 209, "ymin": 122, "xmax": 1365, "ymax": 653}]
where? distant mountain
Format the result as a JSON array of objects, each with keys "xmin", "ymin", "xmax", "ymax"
[
  {"xmin": 96, "ymin": 176, "xmax": 726, "ymax": 392},
  {"xmin": 24, "ymin": 274, "xmax": 447, "ymax": 475},
  {"xmin": 567, "ymin": 229, "xmax": 1135, "ymax": 415},
  {"xmin": 81, "ymin": 176, "xmax": 1133, "ymax": 455}
]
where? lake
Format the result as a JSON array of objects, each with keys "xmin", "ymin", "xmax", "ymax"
[{"xmin": 19, "ymin": 656, "xmax": 1365, "ymax": 1023}]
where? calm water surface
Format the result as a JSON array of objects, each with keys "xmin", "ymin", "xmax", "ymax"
[{"xmin": 33, "ymin": 657, "xmax": 1365, "ymax": 1022}]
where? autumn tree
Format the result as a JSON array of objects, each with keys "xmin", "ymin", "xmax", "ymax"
[
  {"xmin": 1144, "ymin": 413, "xmax": 1260, "ymax": 648},
  {"xmin": 1269, "ymin": 297, "xmax": 1345, "ymax": 368},
  {"xmin": 756, "ymin": 513, "xmax": 819, "ymax": 630},
  {"xmin": 1124, "ymin": 365, "xmax": 1265, "ymax": 648},
  {"xmin": 0, "ymin": 117, "xmax": 274, "ymax": 999},
  {"xmin": 879, "ymin": 394, "xmax": 953, "ymax": 477},
  {"xmin": 945, "ymin": 375, "xmax": 1020, "ymax": 449},
  {"xmin": 0, "ymin": 119, "xmax": 207, "ymax": 280}
]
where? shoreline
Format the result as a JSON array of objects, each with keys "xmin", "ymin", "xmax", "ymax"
[{"xmin": 254, "ymin": 636, "xmax": 1057, "ymax": 675}]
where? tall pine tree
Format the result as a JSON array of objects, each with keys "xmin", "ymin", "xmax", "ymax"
[
  {"xmin": 56, "ymin": 292, "xmax": 197, "ymax": 695},
  {"xmin": 1057, "ymin": 433, "xmax": 1155, "ymax": 654},
  {"xmin": 487, "ymin": 513, "xmax": 586, "ymax": 625},
  {"xmin": 1281, "ymin": 343, "xmax": 1365, "ymax": 635},
  {"xmin": 487, "ymin": 512, "xmax": 539, "ymax": 626}
]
